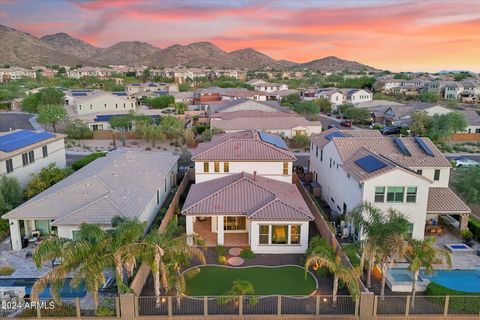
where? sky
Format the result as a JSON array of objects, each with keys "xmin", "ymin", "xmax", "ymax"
[{"xmin": 1, "ymin": 0, "xmax": 480, "ymax": 72}]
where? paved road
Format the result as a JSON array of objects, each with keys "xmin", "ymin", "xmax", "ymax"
[
  {"xmin": 446, "ymin": 155, "xmax": 480, "ymax": 162},
  {"xmin": 318, "ymin": 115, "xmax": 355, "ymax": 130},
  {"xmin": 0, "ymin": 113, "xmax": 34, "ymax": 131}
]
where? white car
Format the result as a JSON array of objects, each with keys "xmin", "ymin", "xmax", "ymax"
[{"xmin": 452, "ymin": 157, "xmax": 479, "ymax": 167}]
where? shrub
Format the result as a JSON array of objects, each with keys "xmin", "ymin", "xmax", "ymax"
[
  {"xmin": 71, "ymin": 152, "xmax": 106, "ymax": 171},
  {"xmin": 342, "ymin": 244, "xmax": 361, "ymax": 267},
  {"xmin": 239, "ymin": 248, "xmax": 255, "ymax": 259},
  {"xmin": 65, "ymin": 120, "xmax": 93, "ymax": 139},
  {"xmin": 290, "ymin": 135, "xmax": 309, "ymax": 148},
  {"xmin": 468, "ymin": 217, "xmax": 480, "ymax": 241},
  {"xmin": 460, "ymin": 229, "xmax": 473, "ymax": 240},
  {"xmin": 215, "ymin": 245, "xmax": 227, "ymax": 256},
  {"xmin": 0, "ymin": 266, "xmax": 15, "ymax": 275},
  {"xmin": 217, "ymin": 255, "xmax": 227, "ymax": 264}
]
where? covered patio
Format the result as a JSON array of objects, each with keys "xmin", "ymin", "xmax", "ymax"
[{"xmin": 190, "ymin": 216, "xmax": 249, "ymax": 247}]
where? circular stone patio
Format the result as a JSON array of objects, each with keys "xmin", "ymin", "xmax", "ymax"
[
  {"xmin": 227, "ymin": 256, "xmax": 244, "ymax": 266},
  {"xmin": 228, "ymin": 247, "xmax": 242, "ymax": 256}
]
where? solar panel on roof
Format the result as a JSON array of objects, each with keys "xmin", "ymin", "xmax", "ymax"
[
  {"xmin": 258, "ymin": 131, "xmax": 288, "ymax": 150},
  {"xmin": 355, "ymin": 155, "xmax": 387, "ymax": 173},
  {"xmin": 393, "ymin": 137, "xmax": 411, "ymax": 156},
  {"xmin": 325, "ymin": 131, "xmax": 346, "ymax": 141},
  {"xmin": 415, "ymin": 137, "xmax": 435, "ymax": 156},
  {"xmin": 0, "ymin": 130, "xmax": 55, "ymax": 152}
]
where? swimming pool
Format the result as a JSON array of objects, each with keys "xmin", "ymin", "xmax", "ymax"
[
  {"xmin": 387, "ymin": 268, "xmax": 429, "ymax": 292},
  {"xmin": 420, "ymin": 269, "xmax": 480, "ymax": 293},
  {"xmin": 0, "ymin": 278, "xmax": 87, "ymax": 298}
]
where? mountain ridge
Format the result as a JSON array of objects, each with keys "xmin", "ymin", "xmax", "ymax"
[{"xmin": 0, "ymin": 24, "xmax": 379, "ymax": 71}]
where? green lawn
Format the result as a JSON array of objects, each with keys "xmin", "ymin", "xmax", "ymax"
[{"xmin": 185, "ymin": 266, "xmax": 317, "ymax": 296}]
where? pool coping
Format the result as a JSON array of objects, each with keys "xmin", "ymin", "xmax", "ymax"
[{"xmin": 181, "ymin": 264, "xmax": 319, "ymax": 297}]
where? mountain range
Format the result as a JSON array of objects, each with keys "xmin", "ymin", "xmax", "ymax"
[{"xmin": 0, "ymin": 24, "xmax": 379, "ymax": 71}]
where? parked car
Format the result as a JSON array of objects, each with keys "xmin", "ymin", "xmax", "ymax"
[
  {"xmin": 452, "ymin": 157, "xmax": 480, "ymax": 167},
  {"xmin": 340, "ymin": 120, "xmax": 352, "ymax": 127},
  {"xmin": 380, "ymin": 126, "xmax": 401, "ymax": 135},
  {"xmin": 327, "ymin": 124, "xmax": 337, "ymax": 129}
]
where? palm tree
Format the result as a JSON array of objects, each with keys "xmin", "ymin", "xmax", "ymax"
[
  {"xmin": 114, "ymin": 216, "xmax": 206, "ymax": 304},
  {"xmin": 305, "ymin": 238, "xmax": 359, "ymax": 306},
  {"xmin": 31, "ymin": 218, "xmax": 145, "ymax": 308},
  {"xmin": 406, "ymin": 237, "xmax": 451, "ymax": 309}
]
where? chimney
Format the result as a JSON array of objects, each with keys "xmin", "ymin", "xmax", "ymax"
[{"xmin": 253, "ymin": 171, "xmax": 257, "ymax": 181}]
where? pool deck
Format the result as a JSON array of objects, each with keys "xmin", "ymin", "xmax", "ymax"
[
  {"xmin": 434, "ymin": 232, "xmax": 480, "ymax": 270},
  {"xmin": 0, "ymin": 239, "xmax": 52, "ymax": 279}
]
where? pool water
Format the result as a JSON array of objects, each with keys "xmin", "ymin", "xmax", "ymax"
[
  {"xmin": 420, "ymin": 269, "xmax": 480, "ymax": 293},
  {"xmin": 449, "ymin": 244, "xmax": 469, "ymax": 249},
  {"xmin": 0, "ymin": 278, "xmax": 87, "ymax": 298}
]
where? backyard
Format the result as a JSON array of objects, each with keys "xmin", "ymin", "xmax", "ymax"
[{"xmin": 184, "ymin": 265, "xmax": 317, "ymax": 296}]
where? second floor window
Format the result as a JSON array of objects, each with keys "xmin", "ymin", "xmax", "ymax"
[
  {"xmin": 375, "ymin": 187, "xmax": 385, "ymax": 203},
  {"xmin": 203, "ymin": 162, "xmax": 209, "ymax": 173},
  {"xmin": 6, "ymin": 159, "xmax": 13, "ymax": 173},
  {"xmin": 434, "ymin": 170, "xmax": 440, "ymax": 181},
  {"xmin": 387, "ymin": 187, "xmax": 404, "ymax": 203},
  {"xmin": 406, "ymin": 187, "xmax": 417, "ymax": 203},
  {"xmin": 283, "ymin": 162, "xmax": 288, "ymax": 175},
  {"xmin": 224, "ymin": 162, "xmax": 229, "ymax": 172},
  {"xmin": 214, "ymin": 161, "xmax": 220, "ymax": 173},
  {"xmin": 22, "ymin": 153, "xmax": 28, "ymax": 166},
  {"xmin": 42, "ymin": 145, "xmax": 48, "ymax": 157},
  {"xmin": 28, "ymin": 151, "xmax": 35, "ymax": 163}
]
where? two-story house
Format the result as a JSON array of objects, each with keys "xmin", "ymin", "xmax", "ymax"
[
  {"xmin": 0, "ymin": 130, "xmax": 66, "ymax": 188},
  {"xmin": 343, "ymin": 89, "xmax": 373, "ymax": 105},
  {"xmin": 309, "ymin": 129, "xmax": 470, "ymax": 240},
  {"xmin": 253, "ymin": 82, "xmax": 289, "ymax": 93},
  {"xmin": 182, "ymin": 130, "xmax": 314, "ymax": 253}
]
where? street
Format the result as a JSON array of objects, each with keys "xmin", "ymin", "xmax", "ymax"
[{"xmin": 318, "ymin": 114, "xmax": 354, "ymax": 130}]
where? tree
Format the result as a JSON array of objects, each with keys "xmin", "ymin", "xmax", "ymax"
[
  {"xmin": 290, "ymin": 135, "xmax": 309, "ymax": 148},
  {"xmin": 291, "ymin": 101, "xmax": 319, "ymax": 115},
  {"xmin": 159, "ymin": 116, "xmax": 185, "ymax": 141},
  {"xmin": 344, "ymin": 107, "xmax": 370, "ymax": 123},
  {"xmin": 109, "ymin": 115, "xmax": 131, "ymax": 147},
  {"xmin": 142, "ymin": 68, "xmax": 151, "ymax": 81},
  {"xmin": 22, "ymin": 93, "xmax": 40, "ymax": 113},
  {"xmin": 37, "ymin": 104, "xmax": 68, "ymax": 132},
  {"xmin": 114, "ymin": 216, "xmax": 206, "ymax": 303},
  {"xmin": 65, "ymin": 119, "xmax": 93, "ymax": 139},
  {"xmin": 418, "ymin": 91, "xmax": 439, "ymax": 103},
  {"xmin": 0, "ymin": 176, "xmax": 23, "ymax": 214},
  {"xmin": 352, "ymin": 203, "xmax": 410, "ymax": 298},
  {"xmin": 173, "ymin": 102, "xmax": 187, "ymax": 115},
  {"xmin": 24, "ymin": 164, "xmax": 72, "ymax": 199},
  {"xmin": 315, "ymin": 98, "xmax": 332, "ymax": 113},
  {"xmin": 145, "ymin": 95, "xmax": 175, "ymax": 109},
  {"xmin": 427, "ymin": 112, "xmax": 468, "ymax": 142},
  {"xmin": 410, "ymin": 111, "xmax": 430, "ymax": 136},
  {"xmin": 281, "ymin": 93, "xmax": 301, "ymax": 107},
  {"xmin": 406, "ymin": 237, "xmax": 451, "ymax": 309},
  {"xmin": 453, "ymin": 166, "xmax": 480, "ymax": 204},
  {"xmin": 183, "ymin": 128, "xmax": 196, "ymax": 145},
  {"xmin": 305, "ymin": 237, "xmax": 359, "ymax": 306},
  {"xmin": 31, "ymin": 218, "xmax": 145, "ymax": 308}
]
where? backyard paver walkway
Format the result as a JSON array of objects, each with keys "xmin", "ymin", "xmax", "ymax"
[
  {"xmin": 434, "ymin": 231, "xmax": 480, "ymax": 269},
  {"xmin": 228, "ymin": 247, "xmax": 242, "ymax": 256}
]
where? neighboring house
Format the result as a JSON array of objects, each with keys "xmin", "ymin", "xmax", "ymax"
[
  {"xmin": 210, "ymin": 110, "xmax": 322, "ymax": 138},
  {"xmin": 253, "ymin": 81, "xmax": 289, "ymax": 93},
  {"xmin": 125, "ymin": 83, "xmax": 178, "ymax": 96},
  {"xmin": 0, "ymin": 130, "xmax": 66, "ymax": 188},
  {"xmin": 171, "ymin": 91, "xmax": 194, "ymax": 104},
  {"xmin": 315, "ymin": 89, "xmax": 344, "ymax": 110},
  {"xmin": 266, "ymin": 89, "xmax": 300, "ymax": 101},
  {"xmin": 444, "ymin": 80, "xmax": 480, "ymax": 102},
  {"xmin": 0, "ymin": 67, "xmax": 36, "ymax": 82},
  {"xmin": 309, "ymin": 128, "xmax": 470, "ymax": 240},
  {"xmin": 193, "ymin": 88, "xmax": 267, "ymax": 104},
  {"xmin": 460, "ymin": 109, "xmax": 480, "ymax": 134},
  {"xmin": 209, "ymin": 69, "xmax": 247, "ymax": 80},
  {"xmin": 343, "ymin": 89, "xmax": 373, "ymax": 105},
  {"xmin": 208, "ymin": 98, "xmax": 289, "ymax": 114},
  {"xmin": 65, "ymin": 90, "xmax": 136, "ymax": 116},
  {"xmin": 3, "ymin": 151, "xmax": 178, "ymax": 251},
  {"xmin": 183, "ymin": 130, "xmax": 314, "ymax": 253}
]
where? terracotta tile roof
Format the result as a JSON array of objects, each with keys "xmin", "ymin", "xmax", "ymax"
[
  {"xmin": 182, "ymin": 172, "xmax": 313, "ymax": 221},
  {"xmin": 427, "ymin": 188, "xmax": 471, "ymax": 214},
  {"xmin": 333, "ymin": 136, "xmax": 451, "ymax": 168},
  {"xmin": 191, "ymin": 130, "xmax": 296, "ymax": 161},
  {"xmin": 211, "ymin": 112, "xmax": 321, "ymax": 131},
  {"xmin": 310, "ymin": 128, "xmax": 382, "ymax": 148}
]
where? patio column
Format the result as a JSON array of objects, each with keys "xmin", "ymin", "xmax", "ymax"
[
  {"xmin": 186, "ymin": 216, "xmax": 194, "ymax": 245},
  {"xmin": 9, "ymin": 219, "xmax": 22, "ymax": 251},
  {"xmin": 217, "ymin": 215, "xmax": 224, "ymax": 245},
  {"xmin": 459, "ymin": 213, "xmax": 469, "ymax": 231}
]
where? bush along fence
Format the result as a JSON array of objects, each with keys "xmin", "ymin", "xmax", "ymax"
[{"xmin": 4, "ymin": 293, "xmax": 479, "ymax": 319}]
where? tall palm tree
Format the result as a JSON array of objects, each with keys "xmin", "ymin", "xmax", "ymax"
[
  {"xmin": 406, "ymin": 237, "xmax": 451, "ymax": 309},
  {"xmin": 114, "ymin": 216, "xmax": 206, "ymax": 304},
  {"xmin": 31, "ymin": 218, "xmax": 145, "ymax": 308},
  {"xmin": 305, "ymin": 238, "xmax": 359, "ymax": 306}
]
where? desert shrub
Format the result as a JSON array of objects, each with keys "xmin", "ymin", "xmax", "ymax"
[
  {"xmin": 71, "ymin": 152, "xmax": 106, "ymax": 171},
  {"xmin": 0, "ymin": 266, "xmax": 15, "ymax": 275}
]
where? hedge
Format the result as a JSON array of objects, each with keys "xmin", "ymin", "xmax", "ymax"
[
  {"xmin": 468, "ymin": 216, "xmax": 480, "ymax": 242},
  {"xmin": 71, "ymin": 152, "xmax": 106, "ymax": 171},
  {"xmin": 426, "ymin": 282, "xmax": 480, "ymax": 314}
]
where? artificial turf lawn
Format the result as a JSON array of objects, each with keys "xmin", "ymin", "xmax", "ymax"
[{"xmin": 185, "ymin": 266, "xmax": 316, "ymax": 296}]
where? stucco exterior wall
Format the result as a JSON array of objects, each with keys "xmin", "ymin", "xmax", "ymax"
[
  {"xmin": 0, "ymin": 138, "xmax": 66, "ymax": 188},
  {"xmin": 194, "ymin": 161, "xmax": 293, "ymax": 183},
  {"xmin": 75, "ymin": 94, "xmax": 136, "ymax": 115}
]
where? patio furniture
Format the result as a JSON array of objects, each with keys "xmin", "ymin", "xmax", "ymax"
[{"xmin": 425, "ymin": 224, "xmax": 445, "ymax": 236}]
